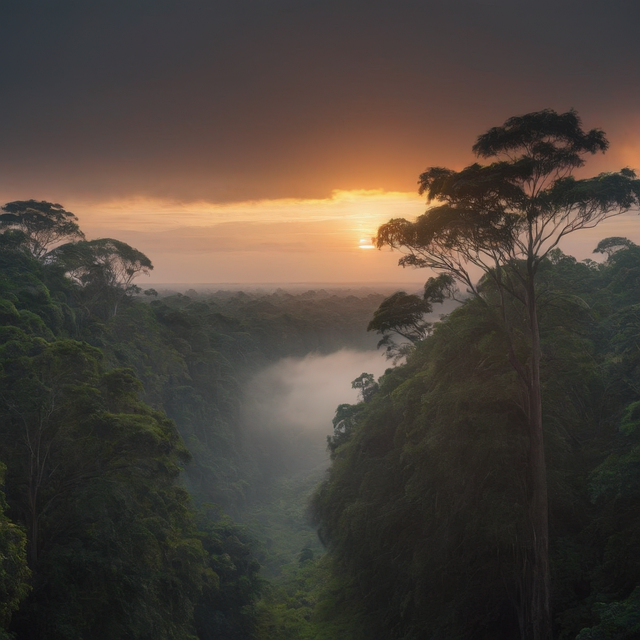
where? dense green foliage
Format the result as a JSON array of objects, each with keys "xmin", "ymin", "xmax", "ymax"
[
  {"xmin": 378, "ymin": 110, "xmax": 640, "ymax": 640},
  {"xmin": 312, "ymin": 244, "xmax": 640, "ymax": 640},
  {"xmin": 0, "ymin": 463, "xmax": 30, "ymax": 633},
  {"xmin": 0, "ymin": 241, "xmax": 260, "ymax": 639},
  {"xmin": 103, "ymin": 285, "xmax": 383, "ymax": 511},
  {"xmin": 4, "ymin": 194, "xmax": 640, "ymax": 639},
  {"xmin": 0, "ymin": 214, "xmax": 387, "ymax": 638}
]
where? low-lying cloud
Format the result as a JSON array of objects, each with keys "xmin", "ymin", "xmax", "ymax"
[{"xmin": 241, "ymin": 349, "xmax": 389, "ymax": 475}]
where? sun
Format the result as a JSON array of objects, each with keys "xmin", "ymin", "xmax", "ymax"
[{"xmin": 358, "ymin": 237, "xmax": 375, "ymax": 250}]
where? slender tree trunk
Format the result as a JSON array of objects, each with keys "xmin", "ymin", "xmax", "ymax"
[
  {"xmin": 524, "ymin": 279, "xmax": 552, "ymax": 640},
  {"xmin": 28, "ymin": 465, "xmax": 39, "ymax": 567},
  {"xmin": 29, "ymin": 501, "xmax": 38, "ymax": 567},
  {"xmin": 27, "ymin": 427, "xmax": 41, "ymax": 568}
]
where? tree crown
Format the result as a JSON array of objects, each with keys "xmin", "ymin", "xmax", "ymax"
[
  {"xmin": 0, "ymin": 200, "xmax": 84, "ymax": 259},
  {"xmin": 378, "ymin": 109, "xmax": 640, "ymax": 291}
]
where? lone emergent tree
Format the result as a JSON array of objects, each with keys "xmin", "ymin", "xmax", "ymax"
[
  {"xmin": 52, "ymin": 238, "xmax": 153, "ymax": 317},
  {"xmin": 0, "ymin": 200, "xmax": 84, "ymax": 259},
  {"xmin": 377, "ymin": 109, "xmax": 640, "ymax": 640}
]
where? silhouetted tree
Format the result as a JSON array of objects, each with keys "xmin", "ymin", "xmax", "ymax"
[
  {"xmin": 377, "ymin": 109, "xmax": 640, "ymax": 640},
  {"xmin": 52, "ymin": 238, "xmax": 153, "ymax": 317},
  {"xmin": 593, "ymin": 236, "xmax": 637, "ymax": 259},
  {"xmin": 367, "ymin": 274, "xmax": 455, "ymax": 360},
  {"xmin": 0, "ymin": 200, "xmax": 84, "ymax": 259}
]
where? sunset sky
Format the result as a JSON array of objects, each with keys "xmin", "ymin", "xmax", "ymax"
[{"xmin": 2, "ymin": 0, "xmax": 640, "ymax": 284}]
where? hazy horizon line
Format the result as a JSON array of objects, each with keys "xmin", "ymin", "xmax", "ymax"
[{"xmin": 145, "ymin": 281, "xmax": 428, "ymax": 289}]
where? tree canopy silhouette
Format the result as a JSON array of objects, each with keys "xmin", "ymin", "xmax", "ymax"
[
  {"xmin": 52, "ymin": 238, "xmax": 153, "ymax": 317},
  {"xmin": 0, "ymin": 200, "xmax": 84, "ymax": 260},
  {"xmin": 367, "ymin": 274, "xmax": 455, "ymax": 360},
  {"xmin": 377, "ymin": 108, "xmax": 640, "ymax": 640}
]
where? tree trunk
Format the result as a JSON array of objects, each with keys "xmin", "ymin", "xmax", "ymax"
[
  {"xmin": 28, "ymin": 471, "xmax": 39, "ymax": 567},
  {"xmin": 523, "ymin": 280, "xmax": 552, "ymax": 640}
]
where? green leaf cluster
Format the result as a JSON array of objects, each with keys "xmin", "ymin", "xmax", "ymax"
[{"xmin": 0, "ymin": 219, "xmax": 267, "ymax": 639}]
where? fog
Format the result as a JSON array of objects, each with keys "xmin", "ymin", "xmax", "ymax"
[{"xmin": 241, "ymin": 349, "xmax": 389, "ymax": 478}]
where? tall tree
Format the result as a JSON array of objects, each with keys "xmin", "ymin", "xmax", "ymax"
[
  {"xmin": 367, "ymin": 274, "xmax": 455, "ymax": 360},
  {"xmin": 376, "ymin": 109, "xmax": 640, "ymax": 640},
  {"xmin": 0, "ymin": 200, "xmax": 84, "ymax": 260},
  {"xmin": 52, "ymin": 238, "xmax": 153, "ymax": 317},
  {"xmin": 0, "ymin": 335, "xmax": 209, "ymax": 639}
]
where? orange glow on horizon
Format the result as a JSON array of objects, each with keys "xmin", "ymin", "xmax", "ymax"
[
  {"xmin": 55, "ymin": 189, "xmax": 429, "ymax": 283},
  {"xmin": 50, "ymin": 188, "xmax": 640, "ymax": 284},
  {"xmin": 359, "ymin": 237, "xmax": 376, "ymax": 249},
  {"xmin": 67, "ymin": 189, "xmax": 425, "ymax": 232}
]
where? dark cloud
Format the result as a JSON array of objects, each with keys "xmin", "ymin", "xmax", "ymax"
[{"xmin": 1, "ymin": 0, "xmax": 639, "ymax": 203}]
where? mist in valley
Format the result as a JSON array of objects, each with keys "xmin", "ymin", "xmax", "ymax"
[
  {"xmin": 233, "ymin": 348, "xmax": 389, "ymax": 573},
  {"xmin": 240, "ymin": 348, "xmax": 389, "ymax": 480}
]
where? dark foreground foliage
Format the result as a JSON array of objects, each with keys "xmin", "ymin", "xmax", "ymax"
[
  {"xmin": 312, "ymin": 244, "xmax": 640, "ymax": 640},
  {"xmin": 0, "ymin": 215, "xmax": 387, "ymax": 639},
  {"xmin": 4, "ymin": 195, "xmax": 640, "ymax": 639},
  {"xmin": 0, "ymin": 242, "xmax": 268, "ymax": 639}
]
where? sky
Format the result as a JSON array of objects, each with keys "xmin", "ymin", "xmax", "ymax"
[{"xmin": 2, "ymin": 0, "xmax": 640, "ymax": 284}]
